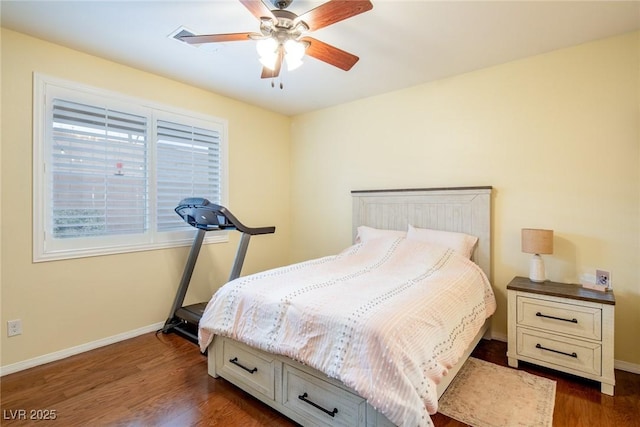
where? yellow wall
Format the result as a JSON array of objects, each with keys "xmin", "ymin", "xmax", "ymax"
[
  {"xmin": 2, "ymin": 27, "xmax": 639, "ymax": 370},
  {"xmin": 0, "ymin": 29, "xmax": 291, "ymax": 366},
  {"xmin": 290, "ymin": 32, "xmax": 640, "ymax": 365}
]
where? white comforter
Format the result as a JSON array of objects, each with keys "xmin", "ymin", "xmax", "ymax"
[{"xmin": 199, "ymin": 237, "xmax": 496, "ymax": 426}]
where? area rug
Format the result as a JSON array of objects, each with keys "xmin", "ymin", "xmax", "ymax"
[{"xmin": 438, "ymin": 357, "xmax": 556, "ymax": 427}]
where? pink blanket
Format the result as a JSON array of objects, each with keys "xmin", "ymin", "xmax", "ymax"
[{"xmin": 200, "ymin": 237, "xmax": 496, "ymax": 426}]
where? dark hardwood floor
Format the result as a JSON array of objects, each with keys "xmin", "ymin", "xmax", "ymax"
[{"xmin": 1, "ymin": 332, "xmax": 638, "ymax": 426}]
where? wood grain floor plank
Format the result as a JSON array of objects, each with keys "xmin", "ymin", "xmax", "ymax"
[{"xmin": 1, "ymin": 333, "xmax": 638, "ymax": 426}]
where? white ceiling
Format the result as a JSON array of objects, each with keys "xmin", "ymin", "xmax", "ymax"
[{"xmin": 2, "ymin": 1, "xmax": 639, "ymax": 116}]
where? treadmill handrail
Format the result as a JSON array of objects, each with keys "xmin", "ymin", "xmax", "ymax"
[
  {"xmin": 175, "ymin": 198, "xmax": 275, "ymax": 235},
  {"xmin": 211, "ymin": 205, "xmax": 275, "ymax": 235}
]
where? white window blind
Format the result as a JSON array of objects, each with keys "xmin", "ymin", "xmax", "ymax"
[
  {"xmin": 33, "ymin": 74, "xmax": 228, "ymax": 262},
  {"xmin": 51, "ymin": 99, "xmax": 148, "ymax": 239},
  {"xmin": 156, "ymin": 120, "xmax": 221, "ymax": 232}
]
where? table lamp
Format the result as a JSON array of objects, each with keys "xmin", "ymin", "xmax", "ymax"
[{"xmin": 521, "ymin": 228, "xmax": 553, "ymax": 283}]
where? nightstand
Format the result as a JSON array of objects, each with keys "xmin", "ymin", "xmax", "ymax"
[{"xmin": 506, "ymin": 276, "xmax": 615, "ymax": 395}]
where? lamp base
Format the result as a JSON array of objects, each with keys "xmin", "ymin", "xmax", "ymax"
[{"xmin": 529, "ymin": 254, "xmax": 546, "ymax": 283}]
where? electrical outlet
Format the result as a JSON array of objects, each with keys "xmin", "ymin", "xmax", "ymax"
[
  {"xmin": 596, "ymin": 269, "xmax": 611, "ymax": 289},
  {"xmin": 7, "ymin": 319, "xmax": 22, "ymax": 337}
]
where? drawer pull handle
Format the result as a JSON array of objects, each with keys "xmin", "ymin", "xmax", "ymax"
[
  {"xmin": 229, "ymin": 357, "xmax": 258, "ymax": 374},
  {"xmin": 536, "ymin": 343, "xmax": 578, "ymax": 358},
  {"xmin": 536, "ymin": 312, "xmax": 578, "ymax": 324},
  {"xmin": 298, "ymin": 393, "xmax": 338, "ymax": 417}
]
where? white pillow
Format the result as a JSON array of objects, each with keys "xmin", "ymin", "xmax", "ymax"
[
  {"xmin": 406, "ymin": 225, "xmax": 478, "ymax": 258},
  {"xmin": 356, "ymin": 226, "xmax": 406, "ymax": 243}
]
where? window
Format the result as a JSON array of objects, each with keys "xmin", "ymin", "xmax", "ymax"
[{"xmin": 33, "ymin": 74, "xmax": 228, "ymax": 261}]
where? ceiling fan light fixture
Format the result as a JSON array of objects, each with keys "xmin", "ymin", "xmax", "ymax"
[
  {"xmin": 259, "ymin": 55, "xmax": 277, "ymax": 70},
  {"xmin": 256, "ymin": 37, "xmax": 278, "ymax": 58},
  {"xmin": 286, "ymin": 55, "xmax": 303, "ymax": 71},
  {"xmin": 256, "ymin": 37, "xmax": 279, "ymax": 70},
  {"xmin": 284, "ymin": 39, "xmax": 305, "ymax": 59},
  {"xmin": 181, "ymin": 0, "xmax": 373, "ymax": 79},
  {"xmin": 284, "ymin": 39, "xmax": 305, "ymax": 71}
]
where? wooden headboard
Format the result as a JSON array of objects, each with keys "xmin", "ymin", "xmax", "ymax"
[{"xmin": 352, "ymin": 187, "xmax": 492, "ymax": 278}]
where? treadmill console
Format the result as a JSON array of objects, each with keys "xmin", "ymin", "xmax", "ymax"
[
  {"xmin": 175, "ymin": 198, "xmax": 275, "ymax": 235},
  {"xmin": 175, "ymin": 198, "xmax": 235, "ymax": 231}
]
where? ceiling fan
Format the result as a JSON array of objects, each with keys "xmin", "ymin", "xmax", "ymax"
[{"xmin": 179, "ymin": 0, "xmax": 373, "ymax": 80}]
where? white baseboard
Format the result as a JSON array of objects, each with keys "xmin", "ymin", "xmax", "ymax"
[
  {"xmin": 615, "ymin": 359, "xmax": 640, "ymax": 375},
  {"xmin": 490, "ymin": 331, "xmax": 508, "ymax": 342},
  {"xmin": 0, "ymin": 322, "xmax": 164, "ymax": 377}
]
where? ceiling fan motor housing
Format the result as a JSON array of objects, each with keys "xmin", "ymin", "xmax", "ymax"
[
  {"xmin": 260, "ymin": 10, "xmax": 308, "ymax": 41},
  {"xmin": 271, "ymin": 0, "xmax": 293, "ymax": 10}
]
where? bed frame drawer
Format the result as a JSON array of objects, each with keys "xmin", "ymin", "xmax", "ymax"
[
  {"xmin": 282, "ymin": 364, "xmax": 366, "ymax": 427},
  {"xmin": 216, "ymin": 337, "xmax": 276, "ymax": 400},
  {"xmin": 517, "ymin": 296, "xmax": 601, "ymax": 340}
]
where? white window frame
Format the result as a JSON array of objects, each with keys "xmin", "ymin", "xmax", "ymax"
[{"xmin": 33, "ymin": 73, "xmax": 229, "ymax": 262}]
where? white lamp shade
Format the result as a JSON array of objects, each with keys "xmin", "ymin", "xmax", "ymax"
[
  {"xmin": 257, "ymin": 38, "xmax": 307, "ymax": 72},
  {"xmin": 284, "ymin": 39, "xmax": 305, "ymax": 60},
  {"xmin": 256, "ymin": 38, "xmax": 278, "ymax": 58},
  {"xmin": 286, "ymin": 56, "xmax": 303, "ymax": 71},
  {"xmin": 259, "ymin": 54, "xmax": 277, "ymax": 70},
  {"xmin": 284, "ymin": 39, "xmax": 305, "ymax": 71},
  {"xmin": 256, "ymin": 38, "xmax": 278, "ymax": 70}
]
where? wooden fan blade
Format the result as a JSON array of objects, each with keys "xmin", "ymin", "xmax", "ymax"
[
  {"xmin": 260, "ymin": 66, "xmax": 276, "ymax": 79},
  {"xmin": 300, "ymin": 37, "xmax": 359, "ymax": 71},
  {"xmin": 179, "ymin": 32, "xmax": 253, "ymax": 44},
  {"xmin": 296, "ymin": 0, "xmax": 373, "ymax": 31},
  {"xmin": 261, "ymin": 48, "xmax": 284, "ymax": 79},
  {"xmin": 239, "ymin": 0, "xmax": 275, "ymax": 20}
]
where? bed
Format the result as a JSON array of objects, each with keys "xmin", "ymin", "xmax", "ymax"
[{"xmin": 199, "ymin": 187, "xmax": 495, "ymax": 427}]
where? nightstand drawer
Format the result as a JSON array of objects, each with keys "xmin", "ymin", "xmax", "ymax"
[
  {"xmin": 517, "ymin": 296, "xmax": 601, "ymax": 340},
  {"xmin": 218, "ymin": 337, "xmax": 276, "ymax": 400},
  {"xmin": 517, "ymin": 328, "xmax": 601, "ymax": 376},
  {"xmin": 283, "ymin": 364, "xmax": 366, "ymax": 427}
]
